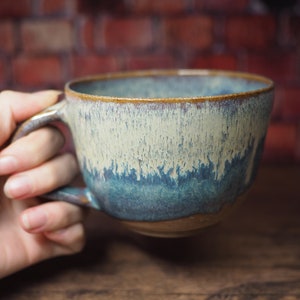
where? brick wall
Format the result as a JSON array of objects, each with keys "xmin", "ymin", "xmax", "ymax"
[{"xmin": 0, "ymin": 0, "xmax": 300, "ymax": 163}]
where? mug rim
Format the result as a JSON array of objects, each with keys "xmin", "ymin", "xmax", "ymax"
[{"xmin": 65, "ymin": 69, "xmax": 274, "ymax": 103}]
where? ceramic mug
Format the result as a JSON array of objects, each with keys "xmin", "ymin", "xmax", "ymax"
[{"xmin": 14, "ymin": 70, "xmax": 274, "ymax": 237}]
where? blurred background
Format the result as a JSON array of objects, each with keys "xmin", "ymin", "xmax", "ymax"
[{"xmin": 0, "ymin": 0, "xmax": 299, "ymax": 164}]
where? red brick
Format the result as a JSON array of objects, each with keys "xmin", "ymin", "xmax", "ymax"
[
  {"xmin": 13, "ymin": 55, "xmax": 63, "ymax": 88},
  {"xmin": 102, "ymin": 18, "xmax": 153, "ymax": 50},
  {"xmin": 0, "ymin": 0, "xmax": 31, "ymax": 17},
  {"xmin": 126, "ymin": 53, "xmax": 175, "ymax": 70},
  {"xmin": 245, "ymin": 52, "xmax": 297, "ymax": 84},
  {"xmin": 128, "ymin": 0, "xmax": 187, "ymax": 14},
  {"xmin": 262, "ymin": 122, "xmax": 297, "ymax": 163},
  {"xmin": 71, "ymin": 55, "xmax": 119, "ymax": 78},
  {"xmin": 39, "ymin": 0, "xmax": 68, "ymax": 15},
  {"xmin": 163, "ymin": 16, "xmax": 213, "ymax": 50},
  {"xmin": 0, "ymin": 21, "xmax": 15, "ymax": 53},
  {"xmin": 76, "ymin": 18, "xmax": 95, "ymax": 51},
  {"xmin": 0, "ymin": 59, "xmax": 6, "ymax": 87},
  {"xmin": 190, "ymin": 53, "xmax": 237, "ymax": 70},
  {"xmin": 225, "ymin": 15, "xmax": 276, "ymax": 50},
  {"xmin": 195, "ymin": 0, "xmax": 250, "ymax": 12},
  {"xmin": 271, "ymin": 86, "xmax": 284, "ymax": 120},
  {"xmin": 21, "ymin": 20, "xmax": 73, "ymax": 53},
  {"xmin": 281, "ymin": 86, "xmax": 300, "ymax": 120}
]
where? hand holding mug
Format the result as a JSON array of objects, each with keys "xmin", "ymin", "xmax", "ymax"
[{"xmin": 0, "ymin": 91, "xmax": 85, "ymax": 279}]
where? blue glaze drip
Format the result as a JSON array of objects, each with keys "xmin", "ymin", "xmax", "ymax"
[{"xmin": 80, "ymin": 138, "xmax": 265, "ymax": 221}]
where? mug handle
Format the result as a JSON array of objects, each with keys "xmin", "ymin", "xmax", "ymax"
[{"xmin": 12, "ymin": 100, "xmax": 101, "ymax": 210}]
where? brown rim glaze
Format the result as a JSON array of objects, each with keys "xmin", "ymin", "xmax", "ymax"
[{"xmin": 65, "ymin": 69, "xmax": 274, "ymax": 103}]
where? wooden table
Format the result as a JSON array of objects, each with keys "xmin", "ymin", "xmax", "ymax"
[{"xmin": 0, "ymin": 165, "xmax": 299, "ymax": 299}]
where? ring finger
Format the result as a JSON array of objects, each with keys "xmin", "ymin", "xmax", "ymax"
[{"xmin": 20, "ymin": 201, "xmax": 86, "ymax": 234}]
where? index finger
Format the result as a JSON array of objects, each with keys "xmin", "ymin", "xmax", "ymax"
[{"xmin": 0, "ymin": 90, "xmax": 62, "ymax": 146}]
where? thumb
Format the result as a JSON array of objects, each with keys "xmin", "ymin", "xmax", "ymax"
[
  {"xmin": 1, "ymin": 90, "xmax": 62, "ymax": 121},
  {"xmin": 0, "ymin": 90, "xmax": 62, "ymax": 146}
]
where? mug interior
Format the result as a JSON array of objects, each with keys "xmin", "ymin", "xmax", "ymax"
[{"xmin": 68, "ymin": 70, "xmax": 273, "ymax": 100}]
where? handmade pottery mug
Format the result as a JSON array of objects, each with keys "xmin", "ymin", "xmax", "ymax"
[{"xmin": 14, "ymin": 70, "xmax": 274, "ymax": 237}]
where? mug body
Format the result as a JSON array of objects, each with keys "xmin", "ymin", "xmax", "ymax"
[{"xmin": 61, "ymin": 70, "xmax": 273, "ymax": 227}]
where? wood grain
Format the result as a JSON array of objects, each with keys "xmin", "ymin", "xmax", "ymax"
[{"xmin": 0, "ymin": 165, "xmax": 299, "ymax": 299}]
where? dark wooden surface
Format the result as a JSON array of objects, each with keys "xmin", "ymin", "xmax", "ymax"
[{"xmin": 0, "ymin": 165, "xmax": 299, "ymax": 299}]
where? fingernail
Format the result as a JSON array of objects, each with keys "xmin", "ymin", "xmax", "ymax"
[
  {"xmin": 21, "ymin": 209, "xmax": 47, "ymax": 231},
  {"xmin": 4, "ymin": 175, "xmax": 32, "ymax": 199},
  {"xmin": 0, "ymin": 156, "xmax": 18, "ymax": 175}
]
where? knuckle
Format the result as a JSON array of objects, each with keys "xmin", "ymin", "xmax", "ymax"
[
  {"xmin": 46, "ymin": 206, "xmax": 65, "ymax": 229},
  {"xmin": 47, "ymin": 202, "xmax": 82, "ymax": 230},
  {"xmin": 58, "ymin": 224, "xmax": 86, "ymax": 255},
  {"xmin": 55, "ymin": 153, "xmax": 79, "ymax": 181},
  {"xmin": 29, "ymin": 126, "xmax": 64, "ymax": 148},
  {"xmin": 47, "ymin": 126, "xmax": 65, "ymax": 145},
  {"xmin": 71, "ymin": 226, "xmax": 86, "ymax": 253},
  {"xmin": 64, "ymin": 153, "xmax": 79, "ymax": 171}
]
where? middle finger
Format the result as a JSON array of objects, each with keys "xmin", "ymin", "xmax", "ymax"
[{"xmin": 0, "ymin": 126, "xmax": 65, "ymax": 175}]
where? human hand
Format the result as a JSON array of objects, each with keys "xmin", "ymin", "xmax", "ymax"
[{"xmin": 0, "ymin": 91, "xmax": 85, "ymax": 279}]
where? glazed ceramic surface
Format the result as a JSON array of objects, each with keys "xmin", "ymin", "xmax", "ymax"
[
  {"xmin": 13, "ymin": 70, "xmax": 274, "ymax": 236},
  {"xmin": 65, "ymin": 70, "xmax": 273, "ymax": 220}
]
